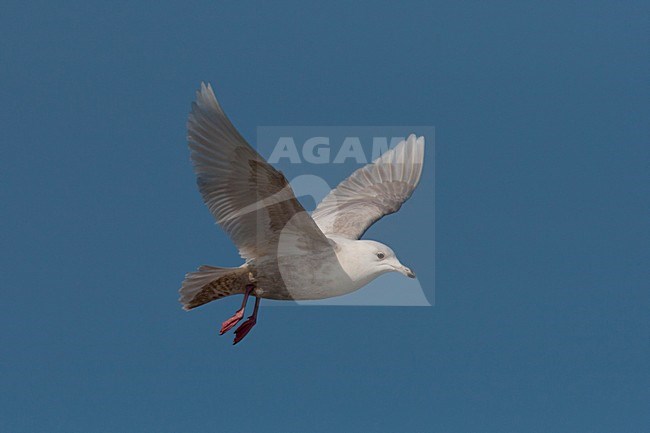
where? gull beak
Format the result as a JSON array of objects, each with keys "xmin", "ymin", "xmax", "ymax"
[{"xmin": 397, "ymin": 264, "xmax": 416, "ymax": 279}]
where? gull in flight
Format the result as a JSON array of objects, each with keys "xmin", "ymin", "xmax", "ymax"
[{"xmin": 179, "ymin": 83, "xmax": 425, "ymax": 344}]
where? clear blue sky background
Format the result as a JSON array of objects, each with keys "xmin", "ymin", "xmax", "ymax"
[{"xmin": 1, "ymin": 1, "xmax": 648, "ymax": 432}]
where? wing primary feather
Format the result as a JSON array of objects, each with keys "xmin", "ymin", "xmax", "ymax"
[{"xmin": 311, "ymin": 134, "xmax": 425, "ymax": 239}]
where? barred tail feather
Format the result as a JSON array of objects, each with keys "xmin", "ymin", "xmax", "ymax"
[{"xmin": 179, "ymin": 265, "xmax": 247, "ymax": 311}]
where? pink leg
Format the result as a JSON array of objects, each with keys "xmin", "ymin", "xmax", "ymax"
[
  {"xmin": 219, "ymin": 285, "xmax": 254, "ymax": 335},
  {"xmin": 233, "ymin": 296, "xmax": 260, "ymax": 345}
]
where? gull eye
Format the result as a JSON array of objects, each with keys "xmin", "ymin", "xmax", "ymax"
[{"xmin": 376, "ymin": 252, "xmax": 385, "ymax": 260}]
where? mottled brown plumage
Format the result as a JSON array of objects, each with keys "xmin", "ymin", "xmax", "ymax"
[{"xmin": 179, "ymin": 83, "xmax": 424, "ymax": 344}]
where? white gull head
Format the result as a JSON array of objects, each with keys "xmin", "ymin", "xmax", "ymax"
[{"xmin": 334, "ymin": 237, "xmax": 416, "ymax": 286}]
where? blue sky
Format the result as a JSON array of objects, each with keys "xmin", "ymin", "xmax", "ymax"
[{"xmin": 1, "ymin": 1, "xmax": 648, "ymax": 432}]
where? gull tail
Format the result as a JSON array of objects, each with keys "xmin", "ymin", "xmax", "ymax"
[{"xmin": 179, "ymin": 265, "xmax": 249, "ymax": 311}]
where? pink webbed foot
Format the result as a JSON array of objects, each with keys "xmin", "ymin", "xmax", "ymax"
[
  {"xmin": 219, "ymin": 308, "xmax": 244, "ymax": 335},
  {"xmin": 232, "ymin": 296, "xmax": 260, "ymax": 345},
  {"xmin": 220, "ymin": 284, "xmax": 255, "ymax": 335},
  {"xmin": 233, "ymin": 315, "xmax": 257, "ymax": 345}
]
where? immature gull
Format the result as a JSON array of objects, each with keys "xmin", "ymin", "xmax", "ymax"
[{"xmin": 179, "ymin": 83, "xmax": 425, "ymax": 344}]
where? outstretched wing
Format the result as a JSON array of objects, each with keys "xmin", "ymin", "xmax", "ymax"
[
  {"xmin": 311, "ymin": 134, "xmax": 425, "ymax": 240},
  {"xmin": 188, "ymin": 83, "xmax": 330, "ymax": 260}
]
